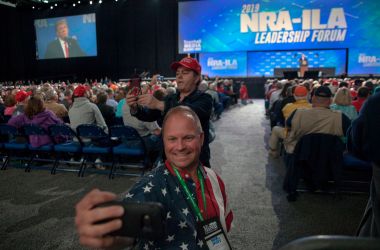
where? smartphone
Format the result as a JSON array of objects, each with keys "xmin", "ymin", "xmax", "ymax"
[
  {"xmin": 129, "ymin": 78, "xmax": 142, "ymax": 96},
  {"xmin": 95, "ymin": 201, "xmax": 166, "ymax": 240}
]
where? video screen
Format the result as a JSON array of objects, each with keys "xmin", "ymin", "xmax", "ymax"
[
  {"xmin": 199, "ymin": 52, "xmax": 247, "ymax": 77},
  {"xmin": 178, "ymin": 0, "xmax": 380, "ymax": 53},
  {"xmin": 34, "ymin": 13, "xmax": 97, "ymax": 60},
  {"xmin": 348, "ymin": 48, "xmax": 380, "ymax": 75},
  {"xmin": 247, "ymin": 49, "xmax": 346, "ymax": 77}
]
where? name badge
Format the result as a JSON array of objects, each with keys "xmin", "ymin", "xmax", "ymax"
[{"xmin": 197, "ymin": 218, "xmax": 232, "ymax": 250}]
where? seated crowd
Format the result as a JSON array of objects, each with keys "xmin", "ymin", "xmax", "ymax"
[
  {"xmin": 0, "ymin": 68, "xmax": 252, "ymax": 169},
  {"xmin": 266, "ymin": 77, "xmax": 380, "ymax": 158}
]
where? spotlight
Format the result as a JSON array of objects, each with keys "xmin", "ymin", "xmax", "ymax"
[
  {"xmin": 73, "ymin": 3, "xmax": 76, "ymax": 6},
  {"xmin": 32, "ymin": 6, "xmax": 35, "ymax": 9},
  {"xmin": 54, "ymin": 3, "xmax": 57, "ymax": 6},
  {"xmin": 99, "ymin": 0, "xmax": 102, "ymax": 3},
  {"xmin": 89, "ymin": 0, "xmax": 92, "ymax": 4},
  {"xmin": 43, "ymin": 0, "xmax": 48, "ymax": 3},
  {"xmin": 78, "ymin": 0, "xmax": 80, "ymax": 3},
  {"xmin": 115, "ymin": 0, "xmax": 118, "ymax": 2},
  {"xmin": 50, "ymin": 6, "xmax": 53, "ymax": 9}
]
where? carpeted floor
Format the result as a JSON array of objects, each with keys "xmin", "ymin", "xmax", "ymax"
[{"xmin": 0, "ymin": 99, "xmax": 368, "ymax": 249}]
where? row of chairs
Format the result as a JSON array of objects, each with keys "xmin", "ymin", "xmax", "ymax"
[
  {"xmin": 281, "ymin": 133, "xmax": 372, "ymax": 201},
  {"xmin": 0, "ymin": 123, "xmax": 149, "ymax": 179}
]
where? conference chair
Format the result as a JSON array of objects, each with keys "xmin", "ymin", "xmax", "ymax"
[
  {"xmin": 279, "ymin": 235, "xmax": 380, "ymax": 250},
  {"xmin": 0, "ymin": 124, "xmax": 29, "ymax": 170},
  {"xmin": 49, "ymin": 124, "xmax": 83, "ymax": 175},
  {"xmin": 109, "ymin": 125, "xmax": 149, "ymax": 179},
  {"xmin": 76, "ymin": 124, "xmax": 112, "ymax": 177},
  {"xmin": 283, "ymin": 133, "xmax": 345, "ymax": 201},
  {"xmin": 23, "ymin": 124, "xmax": 55, "ymax": 172}
]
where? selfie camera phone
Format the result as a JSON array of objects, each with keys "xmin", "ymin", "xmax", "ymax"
[
  {"xmin": 130, "ymin": 77, "xmax": 142, "ymax": 97},
  {"xmin": 95, "ymin": 201, "xmax": 166, "ymax": 240}
]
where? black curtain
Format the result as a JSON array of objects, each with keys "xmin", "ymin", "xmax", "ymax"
[{"xmin": 0, "ymin": 0, "xmax": 179, "ymax": 82}]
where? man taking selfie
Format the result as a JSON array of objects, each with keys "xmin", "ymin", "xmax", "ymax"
[
  {"xmin": 126, "ymin": 57, "xmax": 213, "ymax": 167},
  {"xmin": 75, "ymin": 106, "xmax": 233, "ymax": 249}
]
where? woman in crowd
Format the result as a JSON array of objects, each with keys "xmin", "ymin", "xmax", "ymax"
[
  {"xmin": 352, "ymin": 87, "xmax": 370, "ymax": 113},
  {"xmin": 330, "ymin": 87, "xmax": 358, "ymax": 121},
  {"xmin": 8, "ymin": 95, "xmax": 63, "ymax": 147}
]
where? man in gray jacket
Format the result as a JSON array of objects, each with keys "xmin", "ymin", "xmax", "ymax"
[{"xmin": 68, "ymin": 85, "xmax": 108, "ymax": 133}]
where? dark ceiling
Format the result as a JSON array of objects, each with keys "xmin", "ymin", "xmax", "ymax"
[{"xmin": 1, "ymin": 0, "xmax": 118, "ymax": 9}]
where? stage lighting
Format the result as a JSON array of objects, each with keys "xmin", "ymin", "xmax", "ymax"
[
  {"xmin": 73, "ymin": 3, "xmax": 76, "ymax": 6},
  {"xmin": 99, "ymin": 0, "xmax": 102, "ymax": 3},
  {"xmin": 50, "ymin": 6, "xmax": 53, "ymax": 9},
  {"xmin": 90, "ymin": 0, "xmax": 92, "ymax": 4},
  {"xmin": 54, "ymin": 3, "xmax": 57, "ymax": 6},
  {"xmin": 78, "ymin": 0, "xmax": 80, "ymax": 3},
  {"xmin": 32, "ymin": 6, "xmax": 35, "ymax": 9}
]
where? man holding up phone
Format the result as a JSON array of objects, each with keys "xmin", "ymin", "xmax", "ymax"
[
  {"xmin": 126, "ymin": 57, "xmax": 213, "ymax": 168},
  {"xmin": 75, "ymin": 106, "xmax": 233, "ymax": 249}
]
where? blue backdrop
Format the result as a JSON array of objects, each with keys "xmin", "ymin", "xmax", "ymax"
[
  {"xmin": 348, "ymin": 48, "xmax": 380, "ymax": 75},
  {"xmin": 35, "ymin": 13, "xmax": 97, "ymax": 60},
  {"xmin": 247, "ymin": 49, "xmax": 346, "ymax": 77},
  {"xmin": 179, "ymin": 0, "xmax": 380, "ymax": 53},
  {"xmin": 200, "ymin": 52, "xmax": 247, "ymax": 77}
]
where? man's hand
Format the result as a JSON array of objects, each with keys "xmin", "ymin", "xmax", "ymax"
[
  {"xmin": 137, "ymin": 94, "xmax": 164, "ymax": 111},
  {"xmin": 75, "ymin": 189, "xmax": 128, "ymax": 249}
]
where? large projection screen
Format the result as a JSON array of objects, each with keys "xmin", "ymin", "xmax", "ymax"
[
  {"xmin": 178, "ymin": 0, "xmax": 380, "ymax": 53},
  {"xmin": 34, "ymin": 13, "xmax": 97, "ymax": 60},
  {"xmin": 199, "ymin": 52, "xmax": 247, "ymax": 77}
]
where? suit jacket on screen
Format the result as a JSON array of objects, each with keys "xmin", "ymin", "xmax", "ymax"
[{"xmin": 44, "ymin": 38, "xmax": 86, "ymax": 59}]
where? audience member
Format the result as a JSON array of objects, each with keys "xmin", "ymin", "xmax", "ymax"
[
  {"xmin": 352, "ymin": 87, "xmax": 370, "ymax": 113},
  {"xmin": 330, "ymin": 87, "xmax": 357, "ymax": 121},
  {"xmin": 350, "ymin": 92, "xmax": 380, "ymax": 237},
  {"xmin": 8, "ymin": 95, "xmax": 63, "ymax": 147},
  {"xmin": 96, "ymin": 92, "xmax": 115, "ymax": 127},
  {"xmin": 13, "ymin": 90, "xmax": 32, "ymax": 116},
  {"xmin": 61, "ymin": 89, "xmax": 73, "ymax": 110},
  {"xmin": 126, "ymin": 57, "xmax": 213, "ymax": 167},
  {"xmin": 74, "ymin": 106, "xmax": 233, "ymax": 249},
  {"xmin": 68, "ymin": 85, "xmax": 107, "ymax": 132},
  {"xmin": 44, "ymin": 89, "xmax": 68, "ymax": 120},
  {"xmin": 268, "ymin": 86, "xmax": 311, "ymax": 157},
  {"xmin": 105, "ymin": 88, "xmax": 118, "ymax": 111},
  {"xmin": 284, "ymin": 86, "xmax": 350, "ymax": 154}
]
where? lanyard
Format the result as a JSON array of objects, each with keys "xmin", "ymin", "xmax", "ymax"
[{"xmin": 172, "ymin": 164, "xmax": 207, "ymax": 222}]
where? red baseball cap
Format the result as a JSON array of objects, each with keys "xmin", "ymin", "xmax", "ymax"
[
  {"xmin": 73, "ymin": 85, "xmax": 87, "ymax": 97},
  {"xmin": 171, "ymin": 57, "xmax": 201, "ymax": 75},
  {"xmin": 294, "ymin": 86, "xmax": 308, "ymax": 97},
  {"xmin": 15, "ymin": 90, "xmax": 32, "ymax": 102}
]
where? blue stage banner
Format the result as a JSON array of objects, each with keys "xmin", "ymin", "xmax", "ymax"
[
  {"xmin": 247, "ymin": 50, "xmax": 346, "ymax": 77},
  {"xmin": 199, "ymin": 52, "xmax": 247, "ymax": 77},
  {"xmin": 348, "ymin": 48, "xmax": 380, "ymax": 75},
  {"xmin": 179, "ymin": 0, "xmax": 380, "ymax": 53},
  {"xmin": 34, "ymin": 13, "xmax": 97, "ymax": 60}
]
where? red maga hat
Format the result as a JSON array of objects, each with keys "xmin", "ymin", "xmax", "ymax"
[{"xmin": 171, "ymin": 57, "xmax": 201, "ymax": 75}]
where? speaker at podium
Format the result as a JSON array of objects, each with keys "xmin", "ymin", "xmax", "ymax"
[{"xmin": 283, "ymin": 71, "xmax": 298, "ymax": 79}]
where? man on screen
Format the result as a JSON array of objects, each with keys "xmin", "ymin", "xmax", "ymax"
[{"xmin": 44, "ymin": 19, "xmax": 86, "ymax": 59}]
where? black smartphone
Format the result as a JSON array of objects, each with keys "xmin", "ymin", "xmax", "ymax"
[
  {"xmin": 95, "ymin": 201, "xmax": 166, "ymax": 240},
  {"xmin": 129, "ymin": 77, "xmax": 142, "ymax": 96}
]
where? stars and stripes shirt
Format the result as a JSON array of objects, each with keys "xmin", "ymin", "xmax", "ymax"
[{"xmin": 123, "ymin": 160, "xmax": 233, "ymax": 250}]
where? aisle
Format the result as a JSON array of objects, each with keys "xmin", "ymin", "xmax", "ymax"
[{"xmin": 210, "ymin": 99, "xmax": 367, "ymax": 249}]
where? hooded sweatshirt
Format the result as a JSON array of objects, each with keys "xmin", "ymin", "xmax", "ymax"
[{"xmin": 8, "ymin": 110, "xmax": 62, "ymax": 147}]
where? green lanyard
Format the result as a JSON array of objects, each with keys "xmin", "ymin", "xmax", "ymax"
[{"xmin": 172, "ymin": 164, "xmax": 207, "ymax": 222}]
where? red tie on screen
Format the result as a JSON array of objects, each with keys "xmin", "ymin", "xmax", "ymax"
[{"xmin": 64, "ymin": 42, "xmax": 69, "ymax": 58}]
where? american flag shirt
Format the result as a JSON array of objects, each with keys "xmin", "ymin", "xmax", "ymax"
[{"xmin": 123, "ymin": 160, "xmax": 233, "ymax": 250}]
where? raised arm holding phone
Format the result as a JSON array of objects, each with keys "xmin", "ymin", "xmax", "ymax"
[
  {"xmin": 75, "ymin": 106, "xmax": 233, "ymax": 249},
  {"xmin": 126, "ymin": 57, "xmax": 213, "ymax": 168}
]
